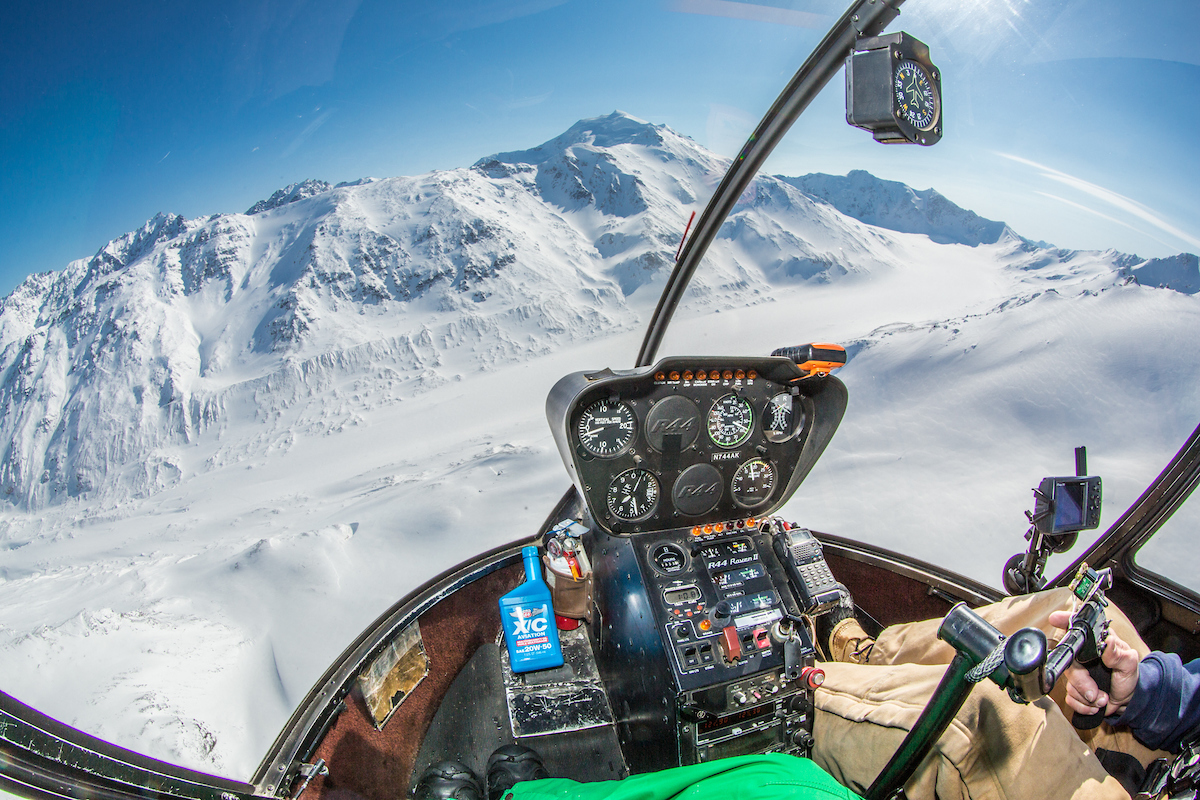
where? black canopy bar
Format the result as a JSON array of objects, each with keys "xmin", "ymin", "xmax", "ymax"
[{"xmin": 636, "ymin": 0, "xmax": 904, "ymax": 367}]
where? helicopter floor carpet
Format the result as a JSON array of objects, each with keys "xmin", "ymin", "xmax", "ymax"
[{"xmin": 306, "ymin": 562, "xmax": 523, "ymax": 800}]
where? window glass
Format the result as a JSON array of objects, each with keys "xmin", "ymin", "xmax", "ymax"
[
  {"xmin": 1134, "ymin": 485, "xmax": 1200, "ymax": 594},
  {"xmin": 2, "ymin": 0, "xmax": 1198, "ymax": 781}
]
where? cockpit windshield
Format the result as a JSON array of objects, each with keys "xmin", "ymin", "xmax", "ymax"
[{"xmin": 1, "ymin": 0, "xmax": 1198, "ymax": 782}]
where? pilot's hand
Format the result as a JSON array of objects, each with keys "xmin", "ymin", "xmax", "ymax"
[{"xmin": 1048, "ymin": 610, "xmax": 1141, "ymax": 717}]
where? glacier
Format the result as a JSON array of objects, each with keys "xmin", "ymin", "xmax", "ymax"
[{"xmin": 0, "ymin": 111, "xmax": 1197, "ymax": 778}]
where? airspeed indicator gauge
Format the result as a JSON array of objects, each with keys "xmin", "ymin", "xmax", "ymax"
[
  {"xmin": 707, "ymin": 394, "xmax": 754, "ymax": 448},
  {"xmin": 577, "ymin": 398, "xmax": 636, "ymax": 458},
  {"xmin": 607, "ymin": 468, "xmax": 660, "ymax": 521}
]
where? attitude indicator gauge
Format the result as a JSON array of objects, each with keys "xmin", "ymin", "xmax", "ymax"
[
  {"xmin": 708, "ymin": 394, "xmax": 754, "ymax": 448},
  {"xmin": 577, "ymin": 398, "xmax": 636, "ymax": 458},
  {"xmin": 607, "ymin": 468, "xmax": 660, "ymax": 521},
  {"xmin": 731, "ymin": 458, "xmax": 775, "ymax": 508}
]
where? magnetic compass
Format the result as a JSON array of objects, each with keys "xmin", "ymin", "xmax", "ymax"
[{"xmin": 846, "ymin": 32, "xmax": 942, "ymax": 146}]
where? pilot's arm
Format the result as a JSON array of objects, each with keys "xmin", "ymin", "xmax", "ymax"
[{"xmin": 1050, "ymin": 610, "xmax": 1200, "ymax": 752}]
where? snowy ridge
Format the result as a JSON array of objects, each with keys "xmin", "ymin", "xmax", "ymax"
[
  {"xmin": 782, "ymin": 170, "xmax": 1017, "ymax": 246},
  {"xmin": 1122, "ymin": 252, "xmax": 1200, "ymax": 294},
  {"xmin": 0, "ymin": 112, "xmax": 1198, "ymax": 778},
  {"xmin": 0, "ymin": 113, "xmax": 1190, "ymax": 511},
  {"xmin": 245, "ymin": 180, "xmax": 334, "ymax": 215}
]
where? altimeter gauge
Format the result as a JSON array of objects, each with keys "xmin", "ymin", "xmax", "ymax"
[
  {"xmin": 731, "ymin": 458, "xmax": 775, "ymax": 508},
  {"xmin": 708, "ymin": 394, "xmax": 754, "ymax": 448},
  {"xmin": 577, "ymin": 398, "xmax": 636, "ymax": 458},
  {"xmin": 607, "ymin": 468, "xmax": 660, "ymax": 521}
]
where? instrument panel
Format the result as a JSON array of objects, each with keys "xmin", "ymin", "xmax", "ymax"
[
  {"xmin": 546, "ymin": 356, "xmax": 848, "ymax": 535},
  {"xmin": 634, "ymin": 527, "xmax": 818, "ymax": 762}
]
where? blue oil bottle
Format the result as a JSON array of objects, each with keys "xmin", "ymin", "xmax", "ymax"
[{"xmin": 499, "ymin": 546, "xmax": 564, "ymax": 673}]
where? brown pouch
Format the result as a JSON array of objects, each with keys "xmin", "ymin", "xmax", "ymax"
[{"xmin": 543, "ymin": 555, "xmax": 594, "ymax": 624}]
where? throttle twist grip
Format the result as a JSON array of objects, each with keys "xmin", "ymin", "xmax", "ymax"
[{"xmin": 1072, "ymin": 660, "xmax": 1113, "ymax": 730}]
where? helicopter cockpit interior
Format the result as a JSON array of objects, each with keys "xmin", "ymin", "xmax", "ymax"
[
  {"xmin": 3, "ymin": 1, "xmax": 1200, "ymax": 800},
  {"xmin": 391, "ymin": 351, "xmax": 852, "ymax": 787},
  {"xmin": 387, "ymin": 346, "xmax": 1117, "ymax": 799}
]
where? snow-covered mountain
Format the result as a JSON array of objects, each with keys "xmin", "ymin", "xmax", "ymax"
[
  {"xmin": 0, "ymin": 111, "xmax": 1198, "ymax": 778},
  {"xmin": 782, "ymin": 170, "xmax": 1018, "ymax": 247},
  {"xmin": 1, "ymin": 111, "xmax": 1188, "ymax": 514}
]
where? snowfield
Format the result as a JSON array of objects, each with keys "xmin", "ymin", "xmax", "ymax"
[{"xmin": 0, "ymin": 112, "xmax": 1197, "ymax": 778}]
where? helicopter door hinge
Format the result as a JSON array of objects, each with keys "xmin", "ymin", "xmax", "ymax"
[{"xmin": 290, "ymin": 759, "xmax": 329, "ymax": 800}]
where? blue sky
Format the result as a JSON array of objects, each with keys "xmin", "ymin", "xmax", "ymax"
[{"xmin": 3, "ymin": 0, "xmax": 1198, "ymax": 297}]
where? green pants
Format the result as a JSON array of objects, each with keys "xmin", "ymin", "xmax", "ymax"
[{"xmin": 507, "ymin": 753, "xmax": 863, "ymax": 800}]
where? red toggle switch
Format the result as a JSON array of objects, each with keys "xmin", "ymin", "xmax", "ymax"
[
  {"xmin": 720, "ymin": 625, "xmax": 742, "ymax": 663},
  {"xmin": 800, "ymin": 666, "xmax": 825, "ymax": 690}
]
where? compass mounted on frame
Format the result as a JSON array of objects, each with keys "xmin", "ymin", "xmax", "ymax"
[{"xmin": 846, "ymin": 32, "xmax": 942, "ymax": 146}]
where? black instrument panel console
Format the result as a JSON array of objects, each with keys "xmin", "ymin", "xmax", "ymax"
[{"xmin": 546, "ymin": 356, "xmax": 847, "ymax": 535}]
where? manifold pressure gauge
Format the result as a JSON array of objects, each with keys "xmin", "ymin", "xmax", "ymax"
[{"xmin": 845, "ymin": 32, "xmax": 942, "ymax": 146}]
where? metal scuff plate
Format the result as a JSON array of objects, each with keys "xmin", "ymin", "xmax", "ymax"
[{"xmin": 500, "ymin": 626, "xmax": 614, "ymax": 738}]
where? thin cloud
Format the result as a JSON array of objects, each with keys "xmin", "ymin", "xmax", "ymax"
[
  {"xmin": 282, "ymin": 109, "xmax": 335, "ymax": 159},
  {"xmin": 505, "ymin": 91, "xmax": 554, "ymax": 110},
  {"xmin": 1033, "ymin": 190, "xmax": 1174, "ymax": 252},
  {"xmin": 669, "ymin": 0, "xmax": 828, "ymax": 28},
  {"xmin": 1000, "ymin": 153, "xmax": 1200, "ymax": 252}
]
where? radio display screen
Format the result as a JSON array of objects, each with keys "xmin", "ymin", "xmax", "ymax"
[
  {"xmin": 723, "ymin": 590, "xmax": 778, "ymax": 616},
  {"xmin": 714, "ymin": 563, "xmax": 766, "ymax": 589},
  {"xmin": 697, "ymin": 701, "xmax": 775, "ymax": 736}
]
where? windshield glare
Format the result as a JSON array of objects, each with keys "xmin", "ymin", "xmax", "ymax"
[{"xmin": 1, "ymin": 0, "xmax": 1198, "ymax": 781}]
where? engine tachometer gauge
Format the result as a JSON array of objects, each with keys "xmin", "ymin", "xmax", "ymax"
[
  {"xmin": 707, "ymin": 394, "xmax": 754, "ymax": 448},
  {"xmin": 607, "ymin": 468, "xmax": 660, "ymax": 521},
  {"xmin": 731, "ymin": 459, "xmax": 775, "ymax": 508},
  {"xmin": 577, "ymin": 398, "xmax": 636, "ymax": 458},
  {"xmin": 893, "ymin": 59, "xmax": 939, "ymax": 131}
]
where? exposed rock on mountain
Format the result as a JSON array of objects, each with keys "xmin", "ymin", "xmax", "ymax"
[{"xmin": 0, "ymin": 112, "xmax": 1190, "ymax": 511}]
